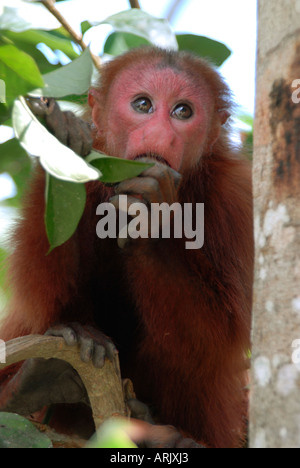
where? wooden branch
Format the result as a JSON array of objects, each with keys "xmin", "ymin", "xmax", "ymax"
[
  {"xmin": 0, "ymin": 335, "xmax": 129, "ymax": 428},
  {"xmin": 41, "ymin": 0, "xmax": 101, "ymax": 71},
  {"xmin": 129, "ymin": 0, "xmax": 141, "ymax": 8}
]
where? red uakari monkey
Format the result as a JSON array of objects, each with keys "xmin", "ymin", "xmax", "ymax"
[{"xmin": 0, "ymin": 47, "xmax": 253, "ymax": 448}]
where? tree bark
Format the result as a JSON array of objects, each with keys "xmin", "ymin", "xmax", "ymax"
[
  {"xmin": 250, "ymin": 0, "xmax": 300, "ymax": 448},
  {"xmin": 0, "ymin": 335, "xmax": 128, "ymax": 429}
]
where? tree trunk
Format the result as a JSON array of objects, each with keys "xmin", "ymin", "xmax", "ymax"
[{"xmin": 250, "ymin": 0, "xmax": 300, "ymax": 448}]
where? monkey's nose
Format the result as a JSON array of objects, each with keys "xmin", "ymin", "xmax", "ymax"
[{"xmin": 142, "ymin": 120, "xmax": 177, "ymax": 149}]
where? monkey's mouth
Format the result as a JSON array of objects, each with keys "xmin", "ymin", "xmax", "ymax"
[{"xmin": 134, "ymin": 153, "xmax": 171, "ymax": 168}]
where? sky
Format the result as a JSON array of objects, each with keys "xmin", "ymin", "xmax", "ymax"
[{"xmin": 0, "ymin": 0, "xmax": 258, "ymax": 204}]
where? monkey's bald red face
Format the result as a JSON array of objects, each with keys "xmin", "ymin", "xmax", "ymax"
[{"xmin": 92, "ymin": 62, "xmax": 215, "ymax": 174}]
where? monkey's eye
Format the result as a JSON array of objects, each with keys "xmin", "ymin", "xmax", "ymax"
[
  {"xmin": 131, "ymin": 97, "xmax": 153, "ymax": 114},
  {"xmin": 172, "ymin": 103, "xmax": 193, "ymax": 120}
]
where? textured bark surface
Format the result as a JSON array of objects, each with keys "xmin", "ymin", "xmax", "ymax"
[{"xmin": 250, "ymin": 0, "xmax": 300, "ymax": 448}]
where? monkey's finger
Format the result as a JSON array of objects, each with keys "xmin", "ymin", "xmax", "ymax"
[
  {"xmin": 46, "ymin": 323, "xmax": 94, "ymax": 363},
  {"xmin": 137, "ymin": 161, "xmax": 182, "ymax": 205},
  {"xmin": 80, "ymin": 121, "xmax": 93, "ymax": 157},
  {"xmin": 64, "ymin": 111, "xmax": 93, "ymax": 157},
  {"xmin": 117, "ymin": 234, "xmax": 131, "ymax": 250},
  {"xmin": 45, "ymin": 325, "xmax": 77, "ymax": 346},
  {"xmin": 83, "ymin": 325, "xmax": 119, "ymax": 375},
  {"xmin": 134, "ymin": 157, "xmax": 181, "ymax": 186},
  {"xmin": 139, "ymin": 160, "xmax": 182, "ymax": 189},
  {"xmin": 44, "ymin": 100, "xmax": 69, "ymax": 145},
  {"xmin": 109, "ymin": 194, "xmax": 148, "ymax": 214},
  {"xmin": 103, "ymin": 341, "xmax": 121, "ymax": 379},
  {"xmin": 68, "ymin": 322, "xmax": 95, "ymax": 363},
  {"xmin": 42, "ymin": 102, "xmax": 92, "ymax": 157},
  {"xmin": 78, "ymin": 335, "xmax": 94, "ymax": 363},
  {"xmin": 92, "ymin": 340, "xmax": 120, "ymax": 379},
  {"xmin": 93, "ymin": 344, "xmax": 106, "ymax": 368},
  {"xmin": 91, "ymin": 339, "xmax": 118, "ymax": 369},
  {"xmin": 110, "ymin": 195, "xmax": 149, "ymax": 249},
  {"xmin": 104, "ymin": 340, "xmax": 119, "ymax": 363},
  {"xmin": 62, "ymin": 111, "xmax": 85, "ymax": 156},
  {"xmin": 117, "ymin": 224, "xmax": 150, "ymax": 249},
  {"xmin": 127, "ymin": 398, "xmax": 154, "ymax": 424},
  {"xmin": 115, "ymin": 177, "xmax": 163, "ymax": 205},
  {"xmin": 26, "ymin": 96, "xmax": 56, "ymax": 117}
]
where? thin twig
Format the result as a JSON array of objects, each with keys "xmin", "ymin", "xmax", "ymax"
[
  {"xmin": 41, "ymin": 0, "xmax": 101, "ymax": 71},
  {"xmin": 128, "ymin": 0, "xmax": 141, "ymax": 8},
  {"xmin": 165, "ymin": 0, "xmax": 189, "ymax": 23}
]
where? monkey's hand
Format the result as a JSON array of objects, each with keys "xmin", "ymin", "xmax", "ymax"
[
  {"xmin": 134, "ymin": 422, "xmax": 205, "ymax": 448},
  {"xmin": 0, "ymin": 358, "xmax": 89, "ymax": 415},
  {"xmin": 26, "ymin": 97, "xmax": 93, "ymax": 157},
  {"xmin": 45, "ymin": 323, "xmax": 120, "ymax": 378},
  {"xmin": 127, "ymin": 401, "xmax": 204, "ymax": 447},
  {"xmin": 109, "ymin": 158, "xmax": 182, "ymax": 248}
]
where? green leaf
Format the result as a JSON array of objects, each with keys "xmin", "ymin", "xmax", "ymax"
[
  {"xmin": 2, "ymin": 29, "xmax": 80, "ymax": 61},
  {"xmin": 86, "ymin": 152, "xmax": 154, "ymax": 184},
  {"xmin": 104, "ymin": 32, "xmax": 151, "ymax": 56},
  {"xmin": 0, "ymin": 137, "xmax": 28, "ymax": 170},
  {"xmin": 237, "ymin": 113, "xmax": 253, "ymax": 128},
  {"xmin": 0, "ymin": 412, "xmax": 52, "ymax": 448},
  {"xmin": 0, "ymin": 44, "xmax": 44, "ymax": 104},
  {"xmin": 48, "ymin": 27, "xmax": 76, "ymax": 41},
  {"xmin": 1, "ymin": 33, "xmax": 60, "ymax": 74},
  {"xmin": 95, "ymin": 10, "xmax": 178, "ymax": 50},
  {"xmin": 0, "ymin": 137, "xmax": 32, "ymax": 203},
  {"xmin": 0, "ymin": 1, "xmax": 60, "ymax": 32},
  {"xmin": 45, "ymin": 173, "xmax": 86, "ymax": 252},
  {"xmin": 12, "ymin": 97, "xmax": 100, "ymax": 183},
  {"xmin": 30, "ymin": 47, "xmax": 94, "ymax": 98},
  {"xmin": 176, "ymin": 34, "xmax": 231, "ymax": 66},
  {"xmin": 0, "ymin": 103, "xmax": 11, "ymax": 124},
  {"xmin": 81, "ymin": 21, "xmax": 93, "ymax": 36}
]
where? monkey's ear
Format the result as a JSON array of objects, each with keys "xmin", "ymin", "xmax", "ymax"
[
  {"xmin": 218, "ymin": 109, "xmax": 231, "ymax": 125},
  {"xmin": 88, "ymin": 88, "xmax": 101, "ymax": 109},
  {"xmin": 88, "ymin": 88, "xmax": 103, "ymax": 130}
]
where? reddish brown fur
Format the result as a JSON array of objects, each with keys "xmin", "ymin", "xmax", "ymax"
[{"xmin": 0, "ymin": 47, "xmax": 253, "ymax": 448}]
